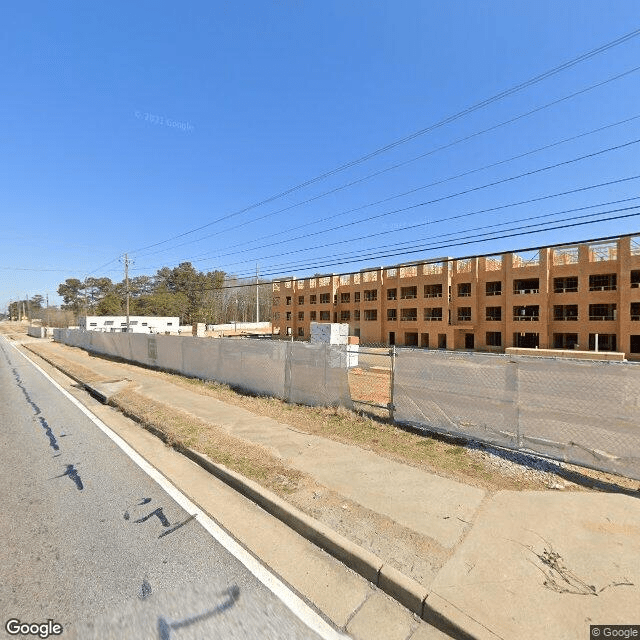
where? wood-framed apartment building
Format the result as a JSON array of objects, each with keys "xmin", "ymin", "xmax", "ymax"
[{"xmin": 272, "ymin": 234, "xmax": 640, "ymax": 359}]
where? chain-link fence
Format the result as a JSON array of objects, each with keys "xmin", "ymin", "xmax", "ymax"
[
  {"xmin": 347, "ymin": 347, "xmax": 394, "ymax": 417},
  {"xmin": 393, "ymin": 349, "xmax": 640, "ymax": 480}
]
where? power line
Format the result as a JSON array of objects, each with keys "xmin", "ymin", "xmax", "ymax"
[
  {"xmin": 124, "ymin": 226, "xmax": 640, "ymax": 294},
  {"xmin": 133, "ymin": 136, "xmax": 640, "ymax": 274},
  {"xmin": 237, "ymin": 210, "xmax": 640, "ymax": 281},
  {"xmin": 133, "ymin": 64, "xmax": 640, "ymax": 261},
  {"xmin": 125, "ymin": 27, "xmax": 640, "ymax": 256},
  {"xmin": 165, "ymin": 115, "xmax": 640, "ymax": 267},
  {"xmin": 202, "ymin": 196, "xmax": 640, "ymax": 277},
  {"xmin": 241, "ymin": 204, "xmax": 640, "ymax": 277}
]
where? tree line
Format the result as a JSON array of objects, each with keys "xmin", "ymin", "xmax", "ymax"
[{"xmin": 10, "ymin": 262, "xmax": 273, "ymax": 326}]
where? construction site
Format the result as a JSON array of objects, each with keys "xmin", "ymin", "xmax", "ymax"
[{"xmin": 272, "ymin": 233, "xmax": 640, "ymax": 359}]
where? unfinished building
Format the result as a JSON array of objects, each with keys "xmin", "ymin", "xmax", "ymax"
[{"xmin": 272, "ymin": 234, "xmax": 640, "ymax": 359}]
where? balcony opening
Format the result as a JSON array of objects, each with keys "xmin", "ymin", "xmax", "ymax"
[
  {"xmin": 424, "ymin": 284, "xmax": 443, "ymax": 298},
  {"xmin": 589, "ymin": 333, "xmax": 617, "ymax": 351},
  {"xmin": 457, "ymin": 282, "xmax": 471, "ymax": 297},
  {"xmin": 401, "ymin": 308, "xmax": 418, "ymax": 322},
  {"xmin": 404, "ymin": 332, "xmax": 419, "ymax": 346},
  {"xmin": 589, "ymin": 274, "xmax": 616, "ymax": 291},
  {"xmin": 401, "ymin": 286, "xmax": 417, "ymax": 299},
  {"xmin": 553, "ymin": 305, "xmax": 578, "ymax": 321},
  {"xmin": 513, "ymin": 305, "xmax": 539, "ymax": 321},
  {"xmin": 486, "ymin": 331, "xmax": 502, "ymax": 347},
  {"xmin": 553, "ymin": 276, "xmax": 578, "ymax": 293},
  {"xmin": 513, "ymin": 278, "xmax": 539, "ymax": 294},
  {"xmin": 553, "ymin": 333, "xmax": 578, "ymax": 349},
  {"xmin": 589, "ymin": 304, "xmax": 616, "ymax": 321},
  {"xmin": 424, "ymin": 308, "xmax": 443, "ymax": 321}
]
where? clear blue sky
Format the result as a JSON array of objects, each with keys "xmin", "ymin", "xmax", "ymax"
[{"xmin": 2, "ymin": 1, "xmax": 640, "ymax": 309}]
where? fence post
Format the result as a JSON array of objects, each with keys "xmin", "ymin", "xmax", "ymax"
[
  {"xmin": 388, "ymin": 346, "xmax": 396, "ymax": 422},
  {"xmin": 284, "ymin": 341, "xmax": 293, "ymax": 402},
  {"xmin": 514, "ymin": 358, "xmax": 522, "ymax": 449}
]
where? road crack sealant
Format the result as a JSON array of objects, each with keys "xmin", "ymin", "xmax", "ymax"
[{"xmin": 1, "ymin": 341, "xmax": 83, "ymax": 490}]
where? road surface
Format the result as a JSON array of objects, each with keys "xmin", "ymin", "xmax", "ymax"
[{"xmin": 0, "ymin": 336, "xmax": 346, "ymax": 640}]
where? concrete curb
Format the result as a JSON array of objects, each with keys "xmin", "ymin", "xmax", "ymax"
[
  {"xmin": 108, "ymin": 396, "xmax": 432, "ymax": 619},
  {"xmin": 21, "ymin": 345, "xmax": 471, "ymax": 637},
  {"xmin": 182, "ymin": 446, "xmax": 435, "ymax": 619}
]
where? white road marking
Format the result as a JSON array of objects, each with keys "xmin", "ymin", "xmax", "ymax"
[{"xmin": 5, "ymin": 338, "xmax": 349, "ymax": 640}]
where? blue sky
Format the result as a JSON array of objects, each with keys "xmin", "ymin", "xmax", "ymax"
[{"xmin": 2, "ymin": 1, "xmax": 640, "ymax": 309}]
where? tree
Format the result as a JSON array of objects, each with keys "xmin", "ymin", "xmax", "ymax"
[
  {"xmin": 133, "ymin": 292, "xmax": 188, "ymax": 318},
  {"xmin": 96, "ymin": 293, "xmax": 123, "ymax": 315},
  {"xmin": 84, "ymin": 277, "xmax": 114, "ymax": 311},
  {"xmin": 58, "ymin": 279, "xmax": 84, "ymax": 314}
]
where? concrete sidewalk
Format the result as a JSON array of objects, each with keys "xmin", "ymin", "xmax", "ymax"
[{"xmin": 22, "ymin": 339, "xmax": 640, "ymax": 639}]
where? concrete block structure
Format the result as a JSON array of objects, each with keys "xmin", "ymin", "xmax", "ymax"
[{"xmin": 272, "ymin": 234, "xmax": 640, "ymax": 359}]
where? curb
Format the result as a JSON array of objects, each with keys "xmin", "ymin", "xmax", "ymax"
[
  {"xmin": 21, "ymin": 344, "xmax": 472, "ymax": 638},
  {"xmin": 104, "ymin": 393, "xmax": 433, "ymax": 620}
]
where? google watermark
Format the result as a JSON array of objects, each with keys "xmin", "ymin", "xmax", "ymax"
[
  {"xmin": 5, "ymin": 619, "xmax": 63, "ymax": 638},
  {"xmin": 591, "ymin": 626, "xmax": 640, "ymax": 638},
  {"xmin": 134, "ymin": 110, "xmax": 194, "ymax": 132}
]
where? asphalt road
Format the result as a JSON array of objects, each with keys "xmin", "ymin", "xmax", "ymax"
[{"xmin": 0, "ymin": 337, "xmax": 342, "ymax": 640}]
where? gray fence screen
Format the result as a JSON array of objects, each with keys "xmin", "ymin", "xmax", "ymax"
[
  {"xmin": 394, "ymin": 350, "xmax": 640, "ymax": 481},
  {"xmin": 53, "ymin": 330, "xmax": 352, "ymax": 409}
]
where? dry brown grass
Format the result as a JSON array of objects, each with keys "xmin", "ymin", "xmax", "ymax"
[
  {"xmin": 24, "ymin": 343, "xmax": 108, "ymax": 385},
  {"xmin": 142, "ymin": 371, "xmax": 544, "ymax": 491},
  {"xmin": 110, "ymin": 388, "xmax": 306, "ymax": 495},
  {"xmin": 23, "ymin": 340, "xmax": 638, "ymax": 494}
]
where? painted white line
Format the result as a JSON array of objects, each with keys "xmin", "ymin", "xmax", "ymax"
[{"xmin": 6, "ymin": 338, "xmax": 349, "ymax": 640}]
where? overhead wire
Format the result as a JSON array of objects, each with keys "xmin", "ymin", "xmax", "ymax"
[
  {"xmin": 124, "ymin": 27, "xmax": 640, "ymax": 256},
  {"xmin": 132, "ymin": 64, "xmax": 640, "ymax": 261},
  {"xmin": 197, "ymin": 196, "xmax": 640, "ymax": 277},
  {"xmin": 132, "ymin": 136, "xmax": 640, "ymax": 274},
  {"xmin": 159, "ymin": 113, "xmax": 640, "ymax": 267},
  {"xmin": 123, "ymin": 223, "xmax": 640, "ymax": 294},
  {"xmin": 231, "ymin": 209, "xmax": 640, "ymax": 280}
]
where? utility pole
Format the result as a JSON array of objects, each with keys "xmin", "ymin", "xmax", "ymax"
[
  {"xmin": 46, "ymin": 294, "xmax": 49, "ymax": 327},
  {"xmin": 256, "ymin": 263, "xmax": 259, "ymax": 323},
  {"xmin": 123, "ymin": 253, "xmax": 131, "ymax": 332},
  {"xmin": 26, "ymin": 293, "xmax": 30, "ymax": 323}
]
